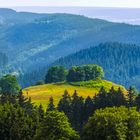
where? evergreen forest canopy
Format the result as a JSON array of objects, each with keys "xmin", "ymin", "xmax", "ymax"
[
  {"xmin": 0, "ymin": 73, "xmax": 140, "ymax": 140},
  {"xmin": 20, "ymin": 42, "xmax": 140, "ymax": 90},
  {"xmin": 52, "ymin": 42, "xmax": 140, "ymax": 89},
  {"xmin": 1, "ymin": 8, "xmax": 140, "ymax": 140}
]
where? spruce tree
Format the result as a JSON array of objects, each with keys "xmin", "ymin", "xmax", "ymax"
[
  {"xmin": 107, "ymin": 86, "xmax": 116, "ymax": 107},
  {"xmin": 127, "ymin": 86, "xmax": 137, "ymax": 107},
  {"xmin": 108, "ymin": 87, "xmax": 126, "ymax": 107},
  {"xmin": 58, "ymin": 90, "xmax": 72, "ymax": 119},
  {"xmin": 47, "ymin": 97, "xmax": 55, "ymax": 112},
  {"xmin": 135, "ymin": 94, "xmax": 140, "ymax": 110},
  {"xmin": 116, "ymin": 87, "xmax": 126, "ymax": 106},
  {"xmin": 94, "ymin": 87, "xmax": 108, "ymax": 109},
  {"xmin": 18, "ymin": 89, "xmax": 28, "ymax": 108},
  {"xmin": 38, "ymin": 104, "xmax": 44, "ymax": 122},
  {"xmin": 0, "ymin": 93, "xmax": 16, "ymax": 104},
  {"xmin": 35, "ymin": 111, "xmax": 80, "ymax": 140},
  {"xmin": 71, "ymin": 90, "xmax": 84, "ymax": 132},
  {"xmin": 0, "ymin": 103, "xmax": 36, "ymax": 140},
  {"xmin": 84, "ymin": 96, "xmax": 94, "ymax": 123}
]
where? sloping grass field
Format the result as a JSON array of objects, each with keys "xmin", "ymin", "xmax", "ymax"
[{"xmin": 23, "ymin": 79, "xmax": 126, "ymax": 109}]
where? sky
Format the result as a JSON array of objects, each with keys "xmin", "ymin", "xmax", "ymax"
[{"xmin": 0, "ymin": 0, "xmax": 140, "ymax": 8}]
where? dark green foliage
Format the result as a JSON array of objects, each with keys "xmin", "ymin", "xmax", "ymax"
[
  {"xmin": 58, "ymin": 90, "xmax": 86, "ymax": 132},
  {"xmin": 127, "ymin": 86, "xmax": 138, "ymax": 107},
  {"xmin": 44, "ymin": 64, "xmax": 104, "ymax": 84},
  {"xmin": 0, "ymin": 103, "xmax": 36, "ymax": 140},
  {"xmin": 68, "ymin": 66, "xmax": 86, "ymax": 82},
  {"xmin": 35, "ymin": 111, "xmax": 80, "ymax": 140},
  {"xmin": 58, "ymin": 90, "xmax": 72, "ymax": 118},
  {"xmin": 71, "ymin": 91, "xmax": 85, "ymax": 132},
  {"xmin": 0, "ymin": 75, "xmax": 21, "ymax": 94},
  {"xmin": 0, "ymin": 91, "xmax": 78, "ymax": 140},
  {"xmin": 1, "ymin": 78, "xmax": 140, "ymax": 140},
  {"xmin": 94, "ymin": 87, "xmax": 108, "ymax": 109},
  {"xmin": 38, "ymin": 104, "xmax": 45, "ymax": 122},
  {"xmin": 1, "ymin": 66, "xmax": 140, "ymax": 140},
  {"xmin": 47, "ymin": 97, "xmax": 56, "ymax": 112},
  {"xmin": 115, "ymin": 87, "xmax": 127, "ymax": 106},
  {"xmin": 94, "ymin": 87, "xmax": 126, "ymax": 109},
  {"xmin": 18, "ymin": 89, "xmax": 29, "ymax": 108},
  {"xmin": 67, "ymin": 64, "xmax": 104, "ymax": 82},
  {"xmin": 107, "ymin": 87, "xmax": 126, "ymax": 107},
  {"xmin": 82, "ymin": 107, "xmax": 140, "ymax": 140},
  {"xmin": 127, "ymin": 109, "xmax": 140, "ymax": 140},
  {"xmin": 35, "ymin": 80, "xmax": 44, "ymax": 85},
  {"xmin": 57, "ymin": 88, "xmax": 127, "ymax": 132},
  {"xmin": 53, "ymin": 42, "xmax": 140, "ymax": 89},
  {"xmin": 83, "ymin": 96, "xmax": 94, "ymax": 123},
  {"xmin": 45, "ymin": 66, "xmax": 68, "ymax": 83},
  {"xmin": 136, "ymin": 94, "xmax": 140, "ymax": 110}
]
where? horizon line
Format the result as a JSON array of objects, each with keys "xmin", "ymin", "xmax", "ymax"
[{"xmin": 1, "ymin": 6, "xmax": 140, "ymax": 9}]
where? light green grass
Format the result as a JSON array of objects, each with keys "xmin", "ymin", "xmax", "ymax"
[{"xmin": 23, "ymin": 79, "xmax": 126, "ymax": 109}]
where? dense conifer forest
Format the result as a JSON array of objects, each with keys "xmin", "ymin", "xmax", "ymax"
[
  {"xmin": 20, "ymin": 42, "xmax": 140, "ymax": 89},
  {"xmin": 52, "ymin": 43, "xmax": 140, "ymax": 89},
  {"xmin": 1, "ymin": 8, "xmax": 140, "ymax": 140},
  {"xmin": 0, "ymin": 65, "xmax": 140, "ymax": 140}
]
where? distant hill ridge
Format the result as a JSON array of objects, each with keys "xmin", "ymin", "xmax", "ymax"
[
  {"xmin": 52, "ymin": 43, "xmax": 140, "ymax": 89},
  {"xmin": 0, "ymin": 8, "xmax": 140, "ymax": 88}
]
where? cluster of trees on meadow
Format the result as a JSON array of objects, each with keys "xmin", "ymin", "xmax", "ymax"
[
  {"xmin": 45, "ymin": 64, "xmax": 104, "ymax": 83},
  {"xmin": 52, "ymin": 42, "xmax": 140, "ymax": 89},
  {"xmin": 0, "ymin": 74, "xmax": 140, "ymax": 139}
]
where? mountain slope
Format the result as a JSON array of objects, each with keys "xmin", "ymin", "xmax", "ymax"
[
  {"xmin": 0, "ymin": 52, "xmax": 8, "ymax": 68},
  {"xmin": 52, "ymin": 43, "xmax": 140, "ymax": 89},
  {"xmin": 1, "ymin": 9, "xmax": 140, "ymax": 69},
  {"xmin": 1, "ymin": 9, "xmax": 140, "ymax": 87},
  {"xmin": 23, "ymin": 79, "xmax": 126, "ymax": 108}
]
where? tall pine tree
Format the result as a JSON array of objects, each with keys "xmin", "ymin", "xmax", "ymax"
[{"xmin": 46, "ymin": 97, "xmax": 55, "ymax": 112}]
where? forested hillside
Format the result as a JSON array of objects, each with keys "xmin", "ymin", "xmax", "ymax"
[
  {"xmin": 0, "ymin": 52, "xmax": 8, "ymax": 68},
  {"xmin": 0, "ymin": 74, "xmax": 140, "ymax": 139},
  {"xmin": 1, "ymin": 9, "xmax": 140, "ymax": 88},
  {"xmin": 52, "ymin": 43, "xmax": 140, "ymax": 89},
  {"xmin": 1, "ymin": 7, "xmax": 140, "ymax": 140}
]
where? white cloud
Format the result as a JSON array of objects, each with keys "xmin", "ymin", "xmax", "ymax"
[{"xmin": 0, "ymin": 0, "xmax": 140, "ymax": 7}]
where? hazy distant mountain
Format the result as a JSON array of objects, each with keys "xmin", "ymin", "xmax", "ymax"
[
  {"xmin": 13, "ymin": 7, "xmax": 140, "ymax": 25},
  {"xmin": 1, "ymin": 8, "xmax": 140, "ymax": 87}
]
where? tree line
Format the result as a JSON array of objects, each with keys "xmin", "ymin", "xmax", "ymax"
[
  {"xmin": 47, "ymin": 86, "xmax": 140, "ymax": 133},
  {"xmin": 52, "ymin": 42, "xmax": 140, "ymax": 89},
  {"xmin": 45, "ymin": 64, "xmax": 104, "ymax": 83},
  {"xmin": 0, "ymin": 85, "xmax": 140, "ymax": 140},
  {"xmin": 0, "ymin": 75, "xmax": 140, "ymax": 139},
  {"xmin": 0, "ymin": 91, "xmax": 79, "ymax": 140}
]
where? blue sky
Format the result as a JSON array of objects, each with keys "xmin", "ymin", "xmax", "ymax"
[{"xmin": 0, "ymin": 0, "xmax": 140, "ymax": 8}]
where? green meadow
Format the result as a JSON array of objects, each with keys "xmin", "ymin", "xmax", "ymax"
[{"xmin": 23, "ymin": 79, "xmax": 126, "ymax": 109}]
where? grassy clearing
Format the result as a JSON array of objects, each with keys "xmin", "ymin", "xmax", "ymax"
[{"xmin": 23, "ymin": 79, "xmax": 126, "ymax": 109}]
